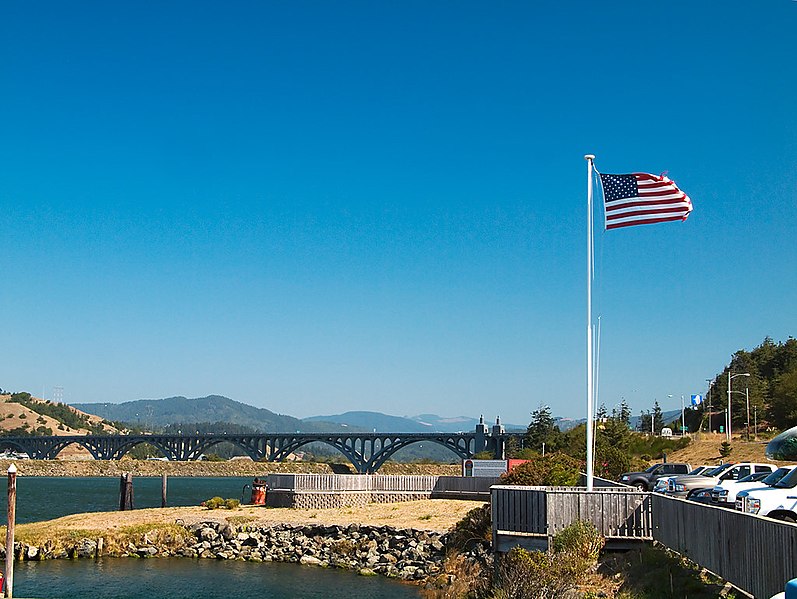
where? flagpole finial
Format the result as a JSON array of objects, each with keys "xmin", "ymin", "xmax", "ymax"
[{"xmin": 584, "ymin": 154, "xmax": 595, "ymax": 161}]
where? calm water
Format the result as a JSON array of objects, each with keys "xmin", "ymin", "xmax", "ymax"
[
  {"xmin": 12, "ymin": 558, "xmax": 421, "ymax": 598},
  {"xmin": 0, "ymin": 477, "xmax": 253, "ymax": 523},
  {"xmin": 0, "ymin": 478, "xmax": 422, "ymax": 598}
]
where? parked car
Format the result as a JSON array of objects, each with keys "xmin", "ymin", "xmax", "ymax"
[
  {"xmin": 687, "ymin": 470, "xmax": 774, "ymax": 505},
  {"xmin": 618, "ymin": 462, "xmax": 692, "ymax": 491},
  {"xmin": 736, "ymin": 466, "xmax": 797, "ymax": 522},
  {"xmin": 664, "ymin": 462, "xmax": 776, "ymax": 498},
  {"xmin": 711, "ymin": 466, "xmax": 797, "ymax": 507},
  {"xmin": 652, "ymin": 465, "xmax": 714, "ymax": 493}
]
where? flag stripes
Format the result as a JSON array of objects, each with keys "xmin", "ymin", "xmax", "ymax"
[{"xmin": 600, "ymin": 172, "xmax": 693, "ymax": 230}]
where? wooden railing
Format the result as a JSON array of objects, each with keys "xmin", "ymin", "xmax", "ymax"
[
  {"xmin": 491, "ymin": 485, "xmax": 652, "ymax": 551},
  {"xmin": 651, "ymin": 493, "xmax": 797, "ymax": 599},
  {"xmin": 491, "ymin": 485, "xmax": 797, "ymax": 598}
]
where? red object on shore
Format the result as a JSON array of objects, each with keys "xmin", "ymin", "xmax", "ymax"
[
  {"xmin": 0, "ymin": 570, "xmax": 4, "ymax": 592},
  {"xmin": 250, "ymin": 479, "xmax": 268, "ymax": 505}
]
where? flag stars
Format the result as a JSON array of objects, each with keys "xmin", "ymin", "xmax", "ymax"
[{"xmin": 600, "ymin": 174, "xmax": 639, "ymax": 202}]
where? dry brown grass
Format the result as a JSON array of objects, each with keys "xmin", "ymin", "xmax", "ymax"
[
  {"xmin": 4, "ymin": 499, "xmax": 480, "ymax": 549},
  {"xmin": 663, "ymin": 431, "xmax": 788, "ymax": 466}
]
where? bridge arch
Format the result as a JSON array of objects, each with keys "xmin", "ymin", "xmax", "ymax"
[{"xmin": 365, "ymin": 435, "xmax": 473, "ymax": 472}]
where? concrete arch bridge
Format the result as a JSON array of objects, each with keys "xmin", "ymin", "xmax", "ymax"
[{"xmin": 0, "ymin": 418, "xmax": 519, "ymax": 473}]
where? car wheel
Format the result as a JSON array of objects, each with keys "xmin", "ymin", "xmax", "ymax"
[{"xmin": 634, "ymin": 482, "xmax": 647, "ymax": 491}]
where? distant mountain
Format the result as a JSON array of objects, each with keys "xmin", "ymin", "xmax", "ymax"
[
  {"xmin": 410, "ymin": 413, "xmax": 527, "ymax": 432},
  {"xmin": 71, "ymin": 395, "xmax": 348, "ymax": 433},
  {"xmin": 305, "ymin": 412, "xmax": 528, "ymax": 433},
  {"xmin": 304, "ymin": 411, "xmax": 432, "ymax": 432}
]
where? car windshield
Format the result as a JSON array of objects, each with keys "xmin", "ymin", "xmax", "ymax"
[
  {"xmin": 644, "ymin": 464, "xmax": 659, "ymax": 473},
  {"xmin": 706, "ymin": 463, "xmax": 733, "ymax": 477},
  {"xmin": 738, "ymin": 472, "xmax": 769, "ymax": 483},
  {"xmin": 763, "ymin": 467, "xmax": 794, "ymax": 486},
  {"xmin": 775, "ymin": 468, "xmax": 797, "ymax": 489},
  {"xmin": 688, "ymin": 467, "xmax": 707, "ymax": 475}
]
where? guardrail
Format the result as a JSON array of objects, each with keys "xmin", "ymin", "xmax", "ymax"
[
  {"xmin": 651, "ymin": 493, "xmax": 797, "ymax": 599},
  {"xmin": 491, "ymin": 484, "xmax": 797, "ymax": 598}
]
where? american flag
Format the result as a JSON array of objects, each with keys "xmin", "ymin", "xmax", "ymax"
[{"xmin": 599, "ymin": 172, "xmax": 693, "ymax": 230}]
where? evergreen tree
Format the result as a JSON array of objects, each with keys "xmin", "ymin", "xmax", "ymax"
[
  {"xmin": 652, "ymin": 401, "xmax": 664, "ymax": 433},
  {"xmin": 526, "ymin": 405, "xmax": 562, "ymax": 453}
]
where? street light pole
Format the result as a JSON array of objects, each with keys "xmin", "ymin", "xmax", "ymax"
[
  {"xmin": 681, "ymin": 395, "xmax": 686, "ymax": 437},
  {"xmin": 727, "ymin": 372, "xmax": 751, "ymax": 442},
  {"xmin": 754, "ymin": 405, "xmax": 758, "ymax": 440},
  {"xmin": 745, "ymin": 387, "xmax": 750, "ymax": 442},
  {"xmin": 706, "ymin": 379, "xmax": 713, "ymax": 433}
]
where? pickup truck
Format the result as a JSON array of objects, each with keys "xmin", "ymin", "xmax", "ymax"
[
  {"xmin": 736, "ymin": 466, "xmax": 797, "ymax": 522},
  {"xmin": 710, "ymin": 466, "xmax": 797, "ymax": 507},
  {"xmin": 664, "ymin": 462, "xmax": 776, "ymax": 498},
  {"xmin": 618, "ymin": 462, "xmax": 692, "ymax": 491}
]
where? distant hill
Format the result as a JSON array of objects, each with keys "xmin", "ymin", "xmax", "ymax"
[
  {"xmin": 304, "ymin": 411, "xmax": 432, "ymax": 432},
  {"xmin": 0, "ymin": 392, "xmax": 119, "ymax": 437},
  {"xmin": 71, "ymin": 395, "xmax": 348, "ymax": 433},
  {"xmin": 410, "ymin": 413, "xmax": 527, "ymax": 432}
]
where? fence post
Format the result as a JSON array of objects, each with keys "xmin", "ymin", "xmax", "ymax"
[
  {"xmin": 5, "ymin": 463, "xmax": 18, "ymax": 599},
  {"xmin": 119, "ymin": 473, "xmax": 134, "ymax": 511},
  {"xmin": 161, "ymin": 473, "xmax": 167, "ymax": 508}
]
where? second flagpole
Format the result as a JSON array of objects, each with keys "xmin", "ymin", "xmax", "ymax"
[{"xmin": 585, "ymin": 154, "xmax": 595, "ymax": 491}]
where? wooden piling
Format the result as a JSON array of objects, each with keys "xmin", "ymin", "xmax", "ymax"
[
  {"xmin": 161, "ymin": 473, "xmax": 167, "ymax": 508},
  {"xmin": 5, "ymin": 463, "xmax": 17, "ymax": 599},
  {"xmin": 119, "ymin": 473, "xmax": 134, "ymax": 511}
]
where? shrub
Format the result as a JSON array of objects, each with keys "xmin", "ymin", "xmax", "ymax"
[
  {"xmin": 719, "ymin": 441, "xmax": 732, "ymax": 458},
  {"xmin": 491, "ymin": 523, "xmax": 606, "ymax": 598},
  {"xmin": 494, "ymin": 547, "xmax": 577, "ymax": 598},
  {"xmin": 500, "ymin": 453, "xmax": 580, "ymax": 487},
  {"xmin": 595, "ymin": 445, "xmax": 633, "ymax": 480},
  {"xmin": 202, "ymin": 496, "xmax": 225, "ymax": 509},
  {"xmin": 201, "ymin": 497, "xmax": 241, "ymax": 510},
  {"xmin": 447, "ymin": 503, "xmax": 491, "ymax": 551},
  {"xmin": 552, "ymin": 520, "xmax": 605, "ymax": 572}
]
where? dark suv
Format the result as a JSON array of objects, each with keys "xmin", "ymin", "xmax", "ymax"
[{"xmin": 618, "ymin": 463, "xmax": 692, "ymax": 491}]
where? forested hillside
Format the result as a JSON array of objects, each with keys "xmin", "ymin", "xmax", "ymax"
[{"xmin": 693, "ymin": 337, "xmax": 797, "ymax": 432}]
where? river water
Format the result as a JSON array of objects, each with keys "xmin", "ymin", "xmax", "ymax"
[
  {"xmin": 0, "ymin": 477, "xmax": 422, "ymax": 598},
  {"xmin": 0, "ymin": 476, "xmax": 253, "ymax": 523},
  {"xmin": 13, "ymin": 558, "xmax": 422, "ymax": 598}
]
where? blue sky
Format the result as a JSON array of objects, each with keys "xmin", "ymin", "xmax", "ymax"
[{"xmin": 1, "ymin": 1, "xmax": 795, "ymax": 424}]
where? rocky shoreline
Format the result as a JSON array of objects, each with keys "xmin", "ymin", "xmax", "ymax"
[{"xmin": 2, "ymin": 519, "xmax": 486, "ymax": 584}]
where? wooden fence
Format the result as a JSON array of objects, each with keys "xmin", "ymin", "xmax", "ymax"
[
  {"xmin": 491, "ymin": 485, "xmax": 651, "ymax": 552},
  {"xmin": 652, "ymin": 493, "xmax": 797, "ymax": 599},
  {"xmin": 491, "ymin": 485, "xmax": 797, "ymax": 598},
  {"xmin": 265, "ymin": 473, "xmax": 498, "ymax": 506}
]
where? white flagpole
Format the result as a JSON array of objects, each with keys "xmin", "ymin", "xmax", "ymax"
[{"xmin": 585, "ymin": 154, "xmax": 595, "ymax": 491}]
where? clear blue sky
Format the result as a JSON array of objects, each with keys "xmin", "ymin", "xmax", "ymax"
[{"xmin": 1, "ymin": 1, "xmax": 795, "ymax": 424}]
